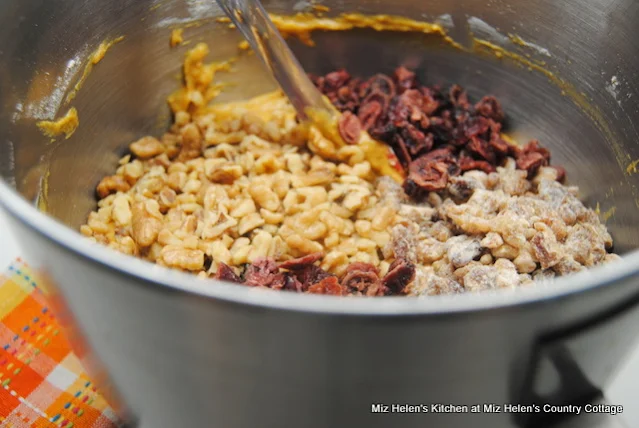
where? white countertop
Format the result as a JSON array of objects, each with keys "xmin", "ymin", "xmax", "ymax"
[{"xmin": 0, "ymin": 208, "xmax": 637, "ymax": 425}]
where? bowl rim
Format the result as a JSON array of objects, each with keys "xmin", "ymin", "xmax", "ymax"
[{"xmin": 0, "ymin": 178, "xmax": 635, "ymax": 315}]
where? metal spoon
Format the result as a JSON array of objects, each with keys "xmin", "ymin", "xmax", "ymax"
[{"xmin": 215, "ymin": 0, "xmax": 404, "ymax": 182}]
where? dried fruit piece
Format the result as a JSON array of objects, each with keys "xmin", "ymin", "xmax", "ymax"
[
  {"xmin": 215, "ymin": 263, "xmax": 242, "ymax": 283},
  {"xmin": 515, "ymin": 140, "xmax": 551, "ymax": 177},
  {"xmin": 244, "ymin": 258, "xmax": 279, "ymax": 287},
  {"xmin": 293, "ymin": 264, "xmax": 333, "ymax": 286},
  {"xmin": 404, "ymin": 157, "xmax": 450, "ymax": 195},
  {"xmin": 475, "ymin": 96, "xmax": 505, "ymax": 122},
  {"xmin": 307, "ymin": 276, "xmax": 344, "ymax": 295},
  {"xmin": 382, "ymin": 258, "xmax": 416, "ymax": 293},
  {"xmin": 338, "ymin": 111, "xmax": 362, "ymax": 145},
  {"xmin": 358, "ymin": 94, "xmax": 387, "ymax": 130},
  {"xmin": 393, "ymin": 66, "xmax": 417, "ymax": 93},
  {"xmin": 280, "ymin": 252, "xmax": 325, "ymax": 270},
  {"xmin": 340, "ymin": 262, "xmax": 380, "ymax": 293}
]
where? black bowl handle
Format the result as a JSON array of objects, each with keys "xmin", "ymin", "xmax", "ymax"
[{"xmin": 513, "ymin": 293, "xmax": 639, "ymax": 428}]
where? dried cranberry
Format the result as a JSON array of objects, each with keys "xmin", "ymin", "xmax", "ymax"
[
  {"xmin": 280, "ymin": 252, "xmax": 325, "ymax": 270},
  {"xmin": 338, "ymin": 111, "xmax": 362, "ymax": 145},
  {"xmin": 340, "ymin": 262, "xmax": 381, "ymax": 293},
  {"xmin": 467, "ymin": 136, "xmax": 496, "ymax": 163},
  {"xmin": 214, "ymin": 263, "xmax": 242, "ymax": 283},
  {"xmin": 489, "ymin": 122, "xmax": 510, "ymax": 155},
  {"xmin": 429, "ymin": 116, "xmax": 455, "ymax": 144},
  {"xmin": 324, "ymin": 69, "xmax": 351, "ymax": 91},
  {"xmin": 449, "ymin": 85, "xmax": 470, "ymax": 109},
  {"xmin": 459, "ymin": 153, "xmax": 496, "ymax": 174},
  {"xmin": 390, "ymin": 134, "xmax": 412, "ymax": 169},
  {"xmin": 311, "ymin": 75, "xmax": 326, "ymax": 92},
  {"xmin": 283, "ymin": 273, "xmax": 305, "ymax": 292},
  {"xmin": 475, "ymin": 96, "xmax": 505, "ymax": 122},
  {"xmin": 390, "ymin": 89, "xmax": 424, "ymax": 123},
  {"xmin": 553, "ymin": 165, "xmax": 567, "ymax": 183},
  {"xmin": 401, "ymin": 123, "xmax": 433, "ymax": 157},
  {"xmin": 464, "ymin": 116, "xmax": 491, "ymax": 139},
  {"xmin": 404, "ymin": 158, "xmax": 450, "ymax": 195},
  {"xmin": 358, "ymin": 99, "xmax": 384, "ymax": 130},
  {"xmin": 382, "ymin": 259, "xmax": 416, "ymax": 293},
  {"xmin": 293, "ymin": 265, "xmax": 333, "ymax": 287},
  {"xmin": 366, "ymin": 74, "xmax": 396, "ymax": 97},
  {"xmin": 393, "ymin": 66, "xmax": 417, "ymax": 93},
  {"xmin": 307, "ymin": 276, "xmax": 344, "ymax": 295},
  {"xmin": 269, "ymin": 273, "xmax": 288, "ymax": 290},
  {"xmin": 365, "ymin": 281, "xmax": 390, "ymax": 296},
  {"xmin": 524, "ymin": 140, "xmax": 551, "ymax": 162},
  {"xmin": 517, "ymin": 151, "xmax": 547, "ymax": 177},
  {"xmin": 420, "ymin": 146, "xmax": 456, "ymax": 163},
  {"xmin": 420, "ymin": 87, "xmax": 440, "ymax": 116},
  {"xmin": 243, "ymin": 258, "xmax": 279, "ymax": 287},
  {"xmin": 516, "ymin": 140, "xmax": 551, "ymax": 177}
]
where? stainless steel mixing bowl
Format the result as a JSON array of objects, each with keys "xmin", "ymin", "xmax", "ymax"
[{"xmin": 1, "ymin": 1, "xmax": 639, "ymax": 427}]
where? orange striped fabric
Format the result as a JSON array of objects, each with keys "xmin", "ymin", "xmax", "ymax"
[{"xmin": 0, "ymin": 259, "xmax": 118, "ymax": 427}]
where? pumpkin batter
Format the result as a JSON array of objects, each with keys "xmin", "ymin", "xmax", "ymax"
[{"xmin": 36, "ymin": 107, "xmax": 79, "ymax": 140}]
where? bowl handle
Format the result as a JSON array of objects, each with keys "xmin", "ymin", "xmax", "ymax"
[{"xmin": 512, "ymin": 293, "xmax": 639, "ymax": 428}]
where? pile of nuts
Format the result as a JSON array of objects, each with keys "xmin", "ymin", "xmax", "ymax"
[
  {"xmin": 80, "ymin": 44, "xmax": 620, "ymax": 296},
  {"xmin": 379, "ymin": 162, "xmax": 619, "ymax": 296},
  {"xmin": 81, "ymin": 90, "xmax": 416, "ymax": 294}
]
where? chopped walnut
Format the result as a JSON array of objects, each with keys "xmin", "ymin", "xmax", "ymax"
[
  {"xmin": 130, "ymin": 136, "xmax": 165, "ymax": 159},
  {"xmin": 96, "ymin": 175, "xmax": 130, "ymax": 199}
]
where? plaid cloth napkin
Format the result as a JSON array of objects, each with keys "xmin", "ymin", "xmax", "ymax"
[{"xmin": 0, "ymin": 258, "xmax": 119, "ymax": 427}]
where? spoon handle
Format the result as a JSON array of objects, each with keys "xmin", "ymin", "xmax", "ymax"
[{"xmin": 215, "ymin": 0, "xmax": 333, "ymax": 119}]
